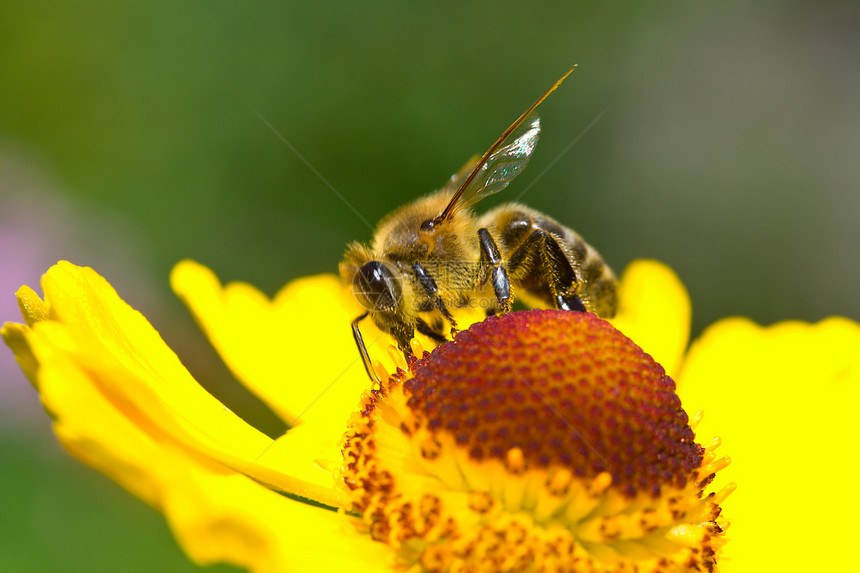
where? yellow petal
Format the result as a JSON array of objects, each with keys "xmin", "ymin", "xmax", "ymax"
[
  {"xmin": 6, "ymin": 261, "xmax": 345, "ymax": 506},
  {"xmin": 30, "ymin": 336, "xmax": 389, "ymax": 572},
  {"xmin": 16, "ymin": 284, "xmax": 50, "ymax": 326},
  {"xmin": 610, "ymin": 259, "xmax": 691, "ymax": 378},
  {"xmin": 2, "ymin": 322, "xmax": 40, "ymax": 384},
  {"xmin": 171, "ymin": 260, "xmax": 374, "ymax": 429},
  {"xmin": 160, "ymin": 458, "xmax": 392, "ymax": 573},
  {"xmin": 677, "ymin": 316, "xmax": 860, "ymax": 572}
]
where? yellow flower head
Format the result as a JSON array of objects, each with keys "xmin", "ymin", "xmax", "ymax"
[
  {"xmin": 342, "ymin": 310, "xmax": 729, "ymax": 572},
  {"xmin": 3, "ymin": 259, "xmax": 859, "ymax": 572}
]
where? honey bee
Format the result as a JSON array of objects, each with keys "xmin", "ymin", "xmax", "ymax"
[{"xmin": 340, "ymin": 67, "xmax": 617, "ymax": 381}]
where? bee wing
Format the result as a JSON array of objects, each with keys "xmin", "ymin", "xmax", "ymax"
[
  {"xmin": 436, "ymin": 66, "xmax": 575, "ymax": 223},
  {"xmin": 441, "ymin": 155, "xmax": 481, "ymax": 195},
  {"xmin": 453, "ymin": 113, "xmax": 540, "ymax": 211}
]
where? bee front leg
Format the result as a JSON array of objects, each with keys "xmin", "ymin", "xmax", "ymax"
[
  {"xmin": 351, "ymin": 313, "xmax": 380, "ymax": 383},
  {"xmin": 477, "ymin": 228, "xmax": 512, "ymax": 315},
  {"xmin": 411, "ymin": 262, "xmax": 459, "ymax": 335},
  {"xmin": 366, "ymin": 311, "xmax": 416, "ymax": 379},
  {"xmin": 507, "ymin": 229, "xmax": 587, "ymax": 313},
  {"xmin": 352, "ymin": 312, "xmax": 415, "ymax": 384}
]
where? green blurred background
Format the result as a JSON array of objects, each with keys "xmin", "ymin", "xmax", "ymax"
[{"xmin": 1, "ymin": 1, "xmax": 857, "ymax": 571}]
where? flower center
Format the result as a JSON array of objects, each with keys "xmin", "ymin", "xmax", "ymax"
[{"xmin": 340, "ymin": 310, "xmax": 731, "ymax": 572}]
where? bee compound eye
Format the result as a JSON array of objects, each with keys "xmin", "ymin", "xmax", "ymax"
[{"xmin": 353, "ymin": 261, "xmax": 401, "ymax": 312}]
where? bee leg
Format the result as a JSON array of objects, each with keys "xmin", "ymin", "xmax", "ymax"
[
  {"xmin": 351, "ymin": 312, "xmax": 380, "ymax": 383},
  {"xmin": 507, "ymin": 229, "xmax": 587, "ymax": 312},
  {"xmin": 477, "ymin": 228, "xmax": 512, "ymax": 315},
  {"xmin": 353, "ymin": 312, "xmax": 416, "ymax": 383},
  {"xmin": 411, "ymin": 262, "xmax": 459, "ymax": 335}
]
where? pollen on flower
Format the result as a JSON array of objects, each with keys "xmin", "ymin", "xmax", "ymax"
[{"xmin": 340, "ymin": 310, "xmax": 730, "ymax": 572}]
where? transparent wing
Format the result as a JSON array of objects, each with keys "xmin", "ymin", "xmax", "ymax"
[
  {"xmin": 441, "ymin": 155, "xmax": 480, "ymax": 195},
  {"xmin": 455, "ymin": 113, "xmax": 540, "ymax": 211},
  {"xmin": 434, "ymin": 66, "xmax": 575, "ymax": 224}
]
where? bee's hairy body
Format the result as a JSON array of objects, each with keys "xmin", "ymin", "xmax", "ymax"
[
  {"xmin": 340, "ymin": 67, "xmax": 618, "ymax": 381},
  {"xmin": 485, "ymin": 202, "xmax": 617, "ymax": 316},
  {"xmin": 341, "ymin": 190, "xmax": 617, "ymax": 354}
]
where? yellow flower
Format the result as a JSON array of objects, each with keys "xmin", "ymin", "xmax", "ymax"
[{"xmin": 3, "ymin": 260, "xmax": 858, "ymax": 572}]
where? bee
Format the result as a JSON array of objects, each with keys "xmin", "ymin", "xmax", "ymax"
[{"xmin": 340, "ymin": 67, "xmax": 617, "ymax": 381}]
